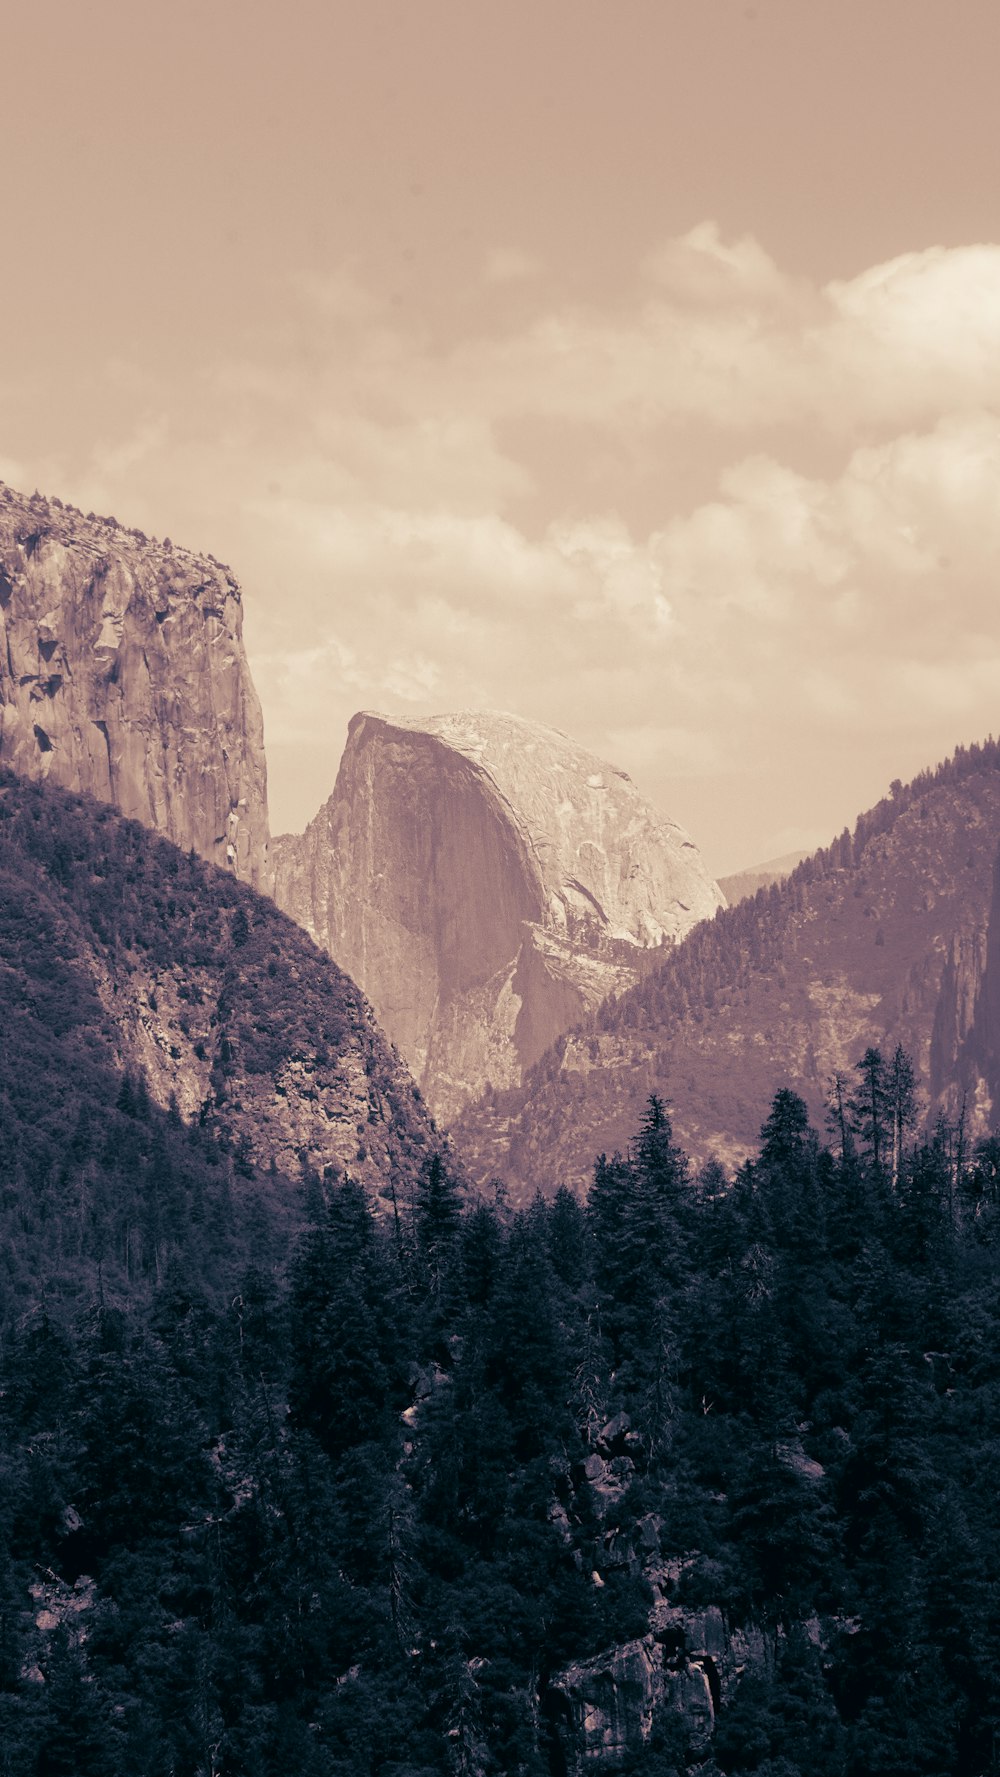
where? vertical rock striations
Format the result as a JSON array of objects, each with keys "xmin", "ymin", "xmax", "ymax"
[
  {"xmin": 272, "ymin": 710, "xmax": 724, "ymax": 1123},
  {"xmin": 0, "ymin": 482, "xmax": 269, "ymax": 887}
]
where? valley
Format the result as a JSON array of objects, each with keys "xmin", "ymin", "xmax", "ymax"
[{"xmin": 1, "ymin": 480, "xmax": 999, "ymax": 1776}]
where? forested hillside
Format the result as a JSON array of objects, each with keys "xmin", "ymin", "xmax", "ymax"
[
  {"xmin": 2, "ymin": 1057, "xmax": 999, "ymax": 1773},
  {"xmin": 455, "ymin": 740, "xmax": 1000, "ymax": 1198},
  {"xmin": 5, "ymin": 755, "xmax": 1000, "ymax": 1772},
  {"xmin": 0, "ymin": 769, "xmax": 436, "ymax": 1289}
]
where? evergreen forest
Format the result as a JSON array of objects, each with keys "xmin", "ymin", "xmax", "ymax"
[{"xmin": 3, "ymin": 1039, "xmax": 1000, "ymax": 1775}]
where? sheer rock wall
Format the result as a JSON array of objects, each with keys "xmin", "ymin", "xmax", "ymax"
[
  {"xmin": 272, "ymin": 710, "xmax": 723, "ymax": 1123},
  {"xmin": 0, "ymin": 483, "xmax": 269, "ymax": 888}
]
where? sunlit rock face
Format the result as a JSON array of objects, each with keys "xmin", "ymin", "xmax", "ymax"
[
  {"xmin": 0, "ymin": 483, "xmax": 269, "ymax": 888},
  {"xmin": 271, "ymin": 710, "xmax": 723, "ymax": 1122},
  {"xmin": 548, "ymin": 1637, "xmax": 716, "ymax": 1771}
]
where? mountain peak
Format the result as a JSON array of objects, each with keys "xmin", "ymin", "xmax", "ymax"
[
  {"xmin": 343, "ymin": 709, "xmax": 719, "ymax": 951},
  {"xmin": 273, "ymin": 710, "xmax": 723, "ymax": 1120}
]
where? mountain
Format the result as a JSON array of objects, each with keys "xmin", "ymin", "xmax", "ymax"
[
  {"xmin": 271, "ymin": 709, "xmax": 724, "ymax": 1122},
  {"xmin": 0, "ymin": 481, "xmax": 269, "ymax": 888},
  {"xmin": 453, "ymin": 739, "xmax": 1000, "ymax": 1198},
  {"xmin": 718, "ymin": 847, "xmax": 808, "ymax": 905},
  {"xmin": 0, "ymin": 768, "xmax": 437, "ymax": 1272}
]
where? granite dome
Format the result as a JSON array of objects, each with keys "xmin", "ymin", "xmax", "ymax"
[{"xmin": 272, "ymin": 709, "xmax": 723, "ymax": 1121}]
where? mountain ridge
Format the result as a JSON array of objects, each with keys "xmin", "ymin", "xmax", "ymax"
[
  {"xmin": 718, "ymin": 848, "xmax": 809, "ymax": 905},
  {"xmin": 453, "ymin": 737, "xmax": 1000, "ymax": 1197}
]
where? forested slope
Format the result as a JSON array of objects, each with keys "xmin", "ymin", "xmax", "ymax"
[
  {"xmin": 454, "ymin": 740, "xmax": 1000, "ymax": 1198},
  {"xmin": 0, "ymin": 768, "xmax": 437, "ymax": 1326},
  {"xmin": 2, "ymin": 1070, "xmax": 1000, "ymax": 1773}
]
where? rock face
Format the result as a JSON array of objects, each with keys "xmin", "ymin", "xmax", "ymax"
[
  {"xmin": 548, "ymin": 1637, "xmax": 716, "ymax": 1771},
  {"xmin": 0, "ymin": 482, "xmax": 269, "ymax": 888},
  {"xmin": 271, "ymin": 710, "xmax": 723, "ymax": 1122},
  {"xmin": 545, "ymin": 1417, "xmax": 771, "ymax": 1771}
]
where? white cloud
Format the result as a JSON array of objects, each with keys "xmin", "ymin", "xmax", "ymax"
[
  {"xmin": 550, "ymin": 518, "xmax": 672, "ymax": 628},
  {"xmin": 434, "ymin": 236, "xmax": 1000, "ymax": 441},
  {"xmin": 382, "ymin": 651, "xmax": 442, "ymax": 702},
  {"xmin": 827, "ymin": 245, "xmax": 1000, "ymax": 375}
]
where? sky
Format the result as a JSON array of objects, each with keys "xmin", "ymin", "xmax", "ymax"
[{"xmin": 3, "ymin": 0, "xmax": 1000, "ymax": 876}]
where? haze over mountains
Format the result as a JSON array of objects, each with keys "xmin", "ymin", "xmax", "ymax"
[
  {"xmin": 9, "ymin": 471, "xmax": 1000, "ymax": 1202},
  {"xmin": 0, "ymin": 478, "xmax": 730, "ymax": 1129},
  {"xmin": 6, "ymin": 472, "xmax": 1000, "ymax": 1201},
  {"xmin": 717, "ymin": 850, "xmax": 806, "ymax": 907}
]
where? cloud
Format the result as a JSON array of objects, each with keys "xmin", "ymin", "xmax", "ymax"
[
  {"xmin": 550, "ymin": 518, "xmax": 672, "ymax": 628},
  {"xmin": 382, "ymin": 651, "xmax": 443, "ymax": 702},
  {"xmin": 827, "ymin": 245, "xmax": 1000, "ymax": 377},
  {"xmin": 10, "ymin": 226, "xmax": 1000, "ymax": 866},
  {"xmin": 436, "ymin": 236, "xmax": 1000, "ymax": 441},
  {"xmin": 641, "ymin": 220, "xmax": 793, "ymax": 307},
  {"xmin": 654, "ymin": 411, "xmax": 1000, "ymax": 642}
]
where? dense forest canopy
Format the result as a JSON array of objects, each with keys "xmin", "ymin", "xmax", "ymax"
[{"xmin": 2, "ymin": 1036, "xmax": 1000, "ymax": 1775}]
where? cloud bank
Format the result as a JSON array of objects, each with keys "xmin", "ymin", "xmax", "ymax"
[{"xmin": 16, "ymin": 228, "xmax": 1000, "ymax": 870}]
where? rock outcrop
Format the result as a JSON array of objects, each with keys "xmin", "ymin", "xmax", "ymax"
[
  {"xmin": 545, "ymin": 1412, "xmax": 771, "ymax": 1770},
  {"xmin": 0, "ymin": 482, "xmax": 269, "ymax": 888},
  {"xmin": 272, "ymin": 710, "xmax": 724, "ymax": 1122},
  {"xmin": 548, "ymin": 1636, "xmax": 716, "ymax": 1770}
]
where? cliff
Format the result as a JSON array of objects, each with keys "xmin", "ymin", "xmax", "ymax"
[
  {"xmin": 0, "ymin": 769, "xmax": 437, "ymax": 1208},
  {"xmin": 271, "ymin": 710, "xmax": 724, "ymax": 1122},
  {"xmin": 0, "ymin": 482, "xmax": 269, "ymax": 888},
  {"xmin": 454, "ymin": 740, "xmax": 1000, "ymax": 1198}
]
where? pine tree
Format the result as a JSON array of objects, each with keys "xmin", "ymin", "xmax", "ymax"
[{"xmin": 287, "ymin": 1181, "xmax": 409, "ymax": 1462}]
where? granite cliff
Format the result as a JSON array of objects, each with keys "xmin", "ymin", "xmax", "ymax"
[
  {"xmin": 0, "ymin": 482, "xmax": 269, "ymax": 887},
  {"xmin": 455, "ymin": 739, "xmax": 1000, "ymax": 1198},
  {"xmin": 271, "ymin": 710, "xmax": 724, "ymax": 1122}
]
